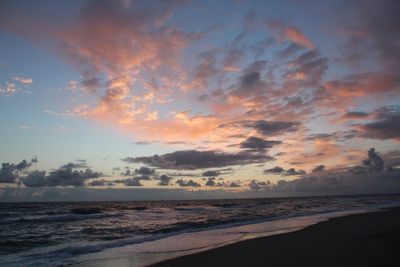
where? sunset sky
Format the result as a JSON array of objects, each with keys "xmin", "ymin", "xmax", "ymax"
[{"xmin": 1, "ymin": 0, "xmax": 399, "ymax": 200}]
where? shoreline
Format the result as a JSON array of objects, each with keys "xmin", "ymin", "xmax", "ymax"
[
  {"xmin": 70, "ymin": 206, "xmax": 400, "ymax": 267},
  {"xmin": 152, "ymin": 207, "xmax": 400, "ymax": 267}
]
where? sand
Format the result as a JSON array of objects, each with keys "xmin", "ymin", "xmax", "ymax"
[{"xmin": 152, "ymin": 207, "xmax": 400, "ymax": 267}]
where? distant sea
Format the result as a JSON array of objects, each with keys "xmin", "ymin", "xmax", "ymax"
[{"xmin": 1, "ymin": 194, "xmax": 400, "ymax": 266}]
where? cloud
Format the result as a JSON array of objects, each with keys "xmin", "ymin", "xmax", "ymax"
[
  {"xmin": 202, "ymin": 170, "xmax": 220, "ymax": 177},
  {"xmin": 21, "ymin": 165, "xmax": 103, "ymax": 187},
  {"xmin": 357, "ymin": 106, "xmax": 400, "ymax": 140},
  {"xmin": 312, "ymin": 165, "xmax": 325, "ymax": 173},
  {"xmin": 285, "ymin": 168, "xmax": 306, "ymax": 176},
  {"xmin": 285, "ymin": 49, "xmax": 329, "ymax": 89},
  {"xmin": 249, "ymin": 148, "xmax": 400, "ymax": 195},
  {"xmin": 134, "ymin": 141, "xmax": 153, "ymax": 145},
  {"xmin": 157, "ymin": 174, "xmax": 173, "ymax": 186},
  {"xmin": 122, "ymin": 178, "xmax": 143, "ymax": 187},
  {"xmin": 176, "ymin": 179, "xmax": 201, "ymax": 187},
  {"xmin": 337, "ymin": 0, "xmax": 400, "ymax": 70},
  {"xmin": 306, "ymin": 131, "xmax": 356, "ymax": 142},
  {"xmin": 135, "ymin": 166, "xmax": 156, "ymax": 175},
  {"xmin": 266, "ymin": 19, "xmax": 315, "ymax": 49},
  {"xmin": 0, "ymin": 158, "xmax": 37, "ymax": 183},
  {"xmin": 268, "ymin": 171, "xmax": 400, "ymax": 196},
  {"xmin": 123, "ymin": 150, "xmax": 274, "ymax": 169},
  {"xmin": 121, "ymin": 169, "xmax": 132, "ymax": 176},
  {"xmin": 228, "ymin": 181, "xmax": 241, "ymax": 187},
  {"xmin": 0, "ymin": 82, "xmax": 18, "ymax": 96},
  {"xmin": 362, "ymin": 148, "xmax": 384, "ymax": 172},
  {"xmin": 340, "ymin": 111, "xmax": 369, "ymax": 120},
  {"xmin": 0, "ymin": 163, "xmax": 20, "ymax": 183},
  {"xmin": 383, "ymin": 150, "xmax": 400, "ymax": 168},
  {"xmin": 227, "ymin": 60, "xmax": 269, "ymax": 99},
  {"xmin": 346, "ymin": 148, "xmax": 389, "ymax": 175},
  {"xmin": 264, "ymin": 166, "xmax": 284, "ymax": 173},
  {"xmin": 249, "ymin": 120, "xmax": 300, "ymax": 136},
  {"xmin": 249, "ymin": 180, "xmax": 268, "ymax": 191},
  {"xmin": 57, "ymin": 0, "xmax": 200, "ymax": 123},
  {"xmin": 205, "ymin": 177, "xmax": 216, "ymax": 186},
  {"xmin": 239, "ymin": 136, "xmax": 282, "ymax": 150},
  {"xmin": 325, "ymin": 72, "xmax": 400, "ymax": 98},
  {"xmin": 88, "ymin": 179, "xmax": 113, "ymax": 187},
  {"xmin": 61, "ymin": 161, "xmax": 89, "ymax": 169},
  {"xmin": 13, "ymin": 76, "xmax": 33, "ymax": 84},
  {"xmin": 276, "ymin": 43, "xmax": 303, "ymax": 59}
]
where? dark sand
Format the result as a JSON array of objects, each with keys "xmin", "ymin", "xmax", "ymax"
[{"xmin": 153, "ymin": 207, "xmax": 400, "ymax": 267}]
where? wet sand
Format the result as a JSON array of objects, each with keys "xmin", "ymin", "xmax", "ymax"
[{"xmin": 152, "ymin": 207, "xmax": 400, "ymax": 267}]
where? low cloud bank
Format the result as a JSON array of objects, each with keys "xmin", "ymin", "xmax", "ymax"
[
  {"xmin": 0, "ymin": 158, "xmax": 37, "ymax": 183},
  {"xmin": 123, "ymin": 150, "xmax": 273, "ymax": 169}
]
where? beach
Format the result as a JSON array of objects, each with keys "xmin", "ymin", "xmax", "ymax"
[
  {"xmin": 3, "ymin": 196, "xmax": 400, "ymax": 266},
  {"xmin": 153, "ymin": 207, "xmax": 400, "ymax": 267}
]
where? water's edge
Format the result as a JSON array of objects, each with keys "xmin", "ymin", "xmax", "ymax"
[{"xmin": 71, "ymin": 204, "xmax": 398, "ymax": 267}]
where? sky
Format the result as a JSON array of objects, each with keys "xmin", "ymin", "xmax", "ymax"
[{"xmin": 0, "ymin": 0, "xmax": 400, "ymax": 201}]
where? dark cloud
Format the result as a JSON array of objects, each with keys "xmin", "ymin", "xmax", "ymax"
[
  {"xmin": 134, "ymin": 141, "xmax": 153, "ymax": 145},
  {"xmin": 0, "ymin": 163, "xmax": 20, "ymax": 183},
  {"xmin": 249, "ymin": 180, "xmax": 268, "ymax": 191},
  {"xmin": 240, "ymin": 71, "xmax": 262, "ymax": 89},
  {"xmin": 228, "ymin": 181, "xmax": 241, "ymax": 187},
  {"xmin": 158, "ymin": 174, "xmax": 173, "ymax": 186},
  {"xmin": 264, "ymin": 166, "xmax": 284, "ymax": 173},
  {"xmin": 121, "ymin": 169, "xmax": 131, "ymax": 176},
  {"xmin": 343, "ymin": 111, "xmax": 369, "ymax": 119},
  {"xmin": 285, "ymin": 168, "xmax": 306, "ymax": 176},
  {"xmin": 306, "ymin": 131, "xmax": 357, "ymax": 142},
  {"xmin": 285, "ymin": 49, "xmax": 329, "ymax": 88},
  {"xmin": 338, "ymin": 0, "xmax": 400, "ymax": 70},
  {"xmin": 21, "ymin": 171, "xmax": 48, "ymax": 187},
  {"xmin": 260, "ymin": 165, "xmax": 308, "ymax": 176},
  {"xmin": 269, "ymin": 171, "xmax": 400, "ymax": 196},
  {"xmin": 349, "ymin": 148, "xmax": 390, "ymax": 174},
  {"xmin": 0, "ymin": 158, "xmax": 37, "ymax": 183},
  {"xmin": 176, "ymin": 179, "xmax": 201, "ymax": 187},
  {"xmin": 61, "ymin": 161, "xmax": 89, "ymax": 169},
  {"xmin": 123, "ymin": 178, "xmax": 143, "ymax": 187},
  {"xmin": 81, "ymin": 76, "xmax": 101, "ymax": 92},
  {"xmin": 222, "ymin": 48, "xmax": 244, "ymax": 70},
  {"xmin": 164, "ymin": 141, "xmax": 191, "ymax": 145},
  {"xmin": 135, "ymin": 166, "xmax": 156, "ymax": 175},
  {"xmin": 88, "ymin": 179, "xmax": 113, "ymax": 186},
  {"xmin": 228, "ymin": 60, "xmax": 269, "ymax": 98},
  {"xmin": 312, "ymin": 165, "xmax": 325, "ymax": 173},
  {"xmin": 383, "ymin": 150, "xmax": 400, "ymax": 168},
  {"xmin": 276, "ymin": 43, "xmax": 303, "ymax": 59},
  {"xmin": 202, "ymin": 170, "xmax": 220, "ymax": 177},
  {"xmin": 205, "ymin": 177, "xmax": 216, "ymax": 186},
  {"xmin": 240, "ymin": 136, "xmax": 282, "ymax": 150},
  {"xmin": 358, "ymin": 106, "xmax": 400, "ymax": 140},
  {"xmin": 250, "ymin": 120, "xmax": 300, "ymax": 136},
  {"xmin": 21, "ymin": 166, "xmax": 103, "ymax": 187},
  {"xmin": 362, "ymin": 148, "xmax": 384, "ymax": 172},
  {"xmin": 15, "ymin": 159, "xmax": 33, "ymax": 170},
  {"xmin": 123, "ymin": 150, "xmax": 274, "ymax": 170}
]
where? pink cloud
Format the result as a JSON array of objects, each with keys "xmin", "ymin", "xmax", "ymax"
[{"xmin": 266, "ymin": 19, "xmax": 315, "ymax": 49}]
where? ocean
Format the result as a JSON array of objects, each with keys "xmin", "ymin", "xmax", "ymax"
[{"xmin": 1, "ymin": 194, "xmax": 400, "ymax": 266}]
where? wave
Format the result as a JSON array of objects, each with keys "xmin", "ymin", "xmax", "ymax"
[{"xmin": 0, "ymin": 212, "xmax": 123, "ymax": 225}]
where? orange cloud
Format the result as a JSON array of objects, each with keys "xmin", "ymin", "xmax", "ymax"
[{"xmin": 266, "ymin": 19, "xmax": 315, "ymax": 49}]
